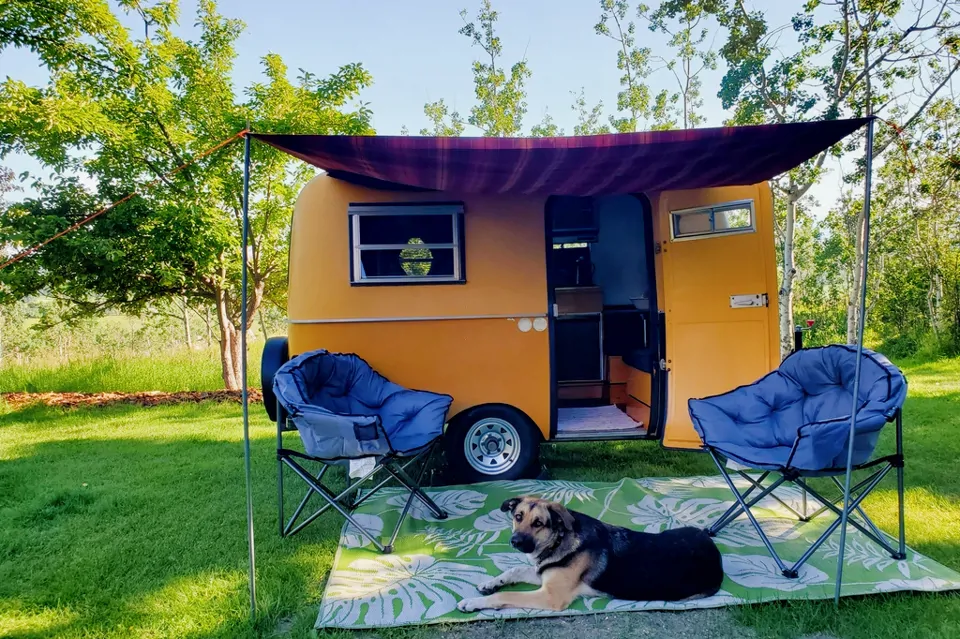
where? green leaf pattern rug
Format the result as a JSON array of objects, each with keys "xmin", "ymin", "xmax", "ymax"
[{"xmin": 316, "ymin": 476, "xmax": 960, "ymax": 629}]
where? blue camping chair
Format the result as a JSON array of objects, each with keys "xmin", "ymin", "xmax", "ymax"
[
  {"xmin": 273, "ymin": 349, "xmax": 453, "ymax": 552},
  {"xmin": 688, "ymin": 345, "xmax": 907, "ymax": 578}
]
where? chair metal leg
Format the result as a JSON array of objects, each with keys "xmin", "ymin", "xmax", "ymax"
[
  {"xmin": 801, "ymin": 485, "xmax": 808, "ymax": 521},
  {"xmin": 787, "ymin": 466, "xmax": 892, "ymax": 575},
  {"xmin": 282, "ymin": 456, "xmax": 383, "ymax": 537},
  {"xmin": 795, "ymin": 469, "xmax": 899, "ymax": 557},
  {"xmin": 801, "ymin": 472, "xmax": 877, "ymax": 521},
  {"xmin": 383, "ymin": 451, "xmax": 436, "ymax": 553},
  {"xmin": 710, "ymin": 471, "xmax": 770, "ymax": 530},
  {"xmin": 709, "ymin": 478, "xmax": 763, "ymax": 534},
  {"xmin": 896, "ymin": 409, "xmax": 907, "ymax": 559},
  {"xmin": 736, "ymin": 470, "xmax": 807, "ymax": 521},
  {"xmin": 277, "ymin": 402, "xmax": 285, "ymax": 538},
  {"xmin": 829, "ymin": 476, "xmax": 888, "ymax": 548},
  {"xmin": 709, "ymin": 470, "xmax": 788, "ymax": 536},
  {"xmin": 277, "ymin": 441, "xmax": 446, "ymax": 550},
  {"xmin": 350, "ymin": 454, "xmax": 423, "ymax": 511},
  {"xmin": 283, "ymin": 464, "xmax": 329, "ymax": 537},
  {"xmin": 708, "ymin": 451, "xmax": 793, "ymax": 576},
  {"xmin": 281, "ymin": 456, "xmax": 386, "ymax": 551},
  {"xmin": 278, "ymin": 457, "xmax": 285, "ymax": 538},
  {"xmin": 382, "ymin": 448, "xmax": 448, "ymax": 520}
]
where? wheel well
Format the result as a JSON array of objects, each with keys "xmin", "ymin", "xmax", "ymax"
[{"xmin": 447, "ymin": 403, "xmax": 543, "ymax": 441}]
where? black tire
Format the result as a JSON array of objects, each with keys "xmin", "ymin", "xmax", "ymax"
[
  {"xmin": 444, "ymin": 405, "xmax": 541, "ymax": 483},
  {"xmin": 261, "ymin": 336, "xmax": 289, "ymax": 421}
]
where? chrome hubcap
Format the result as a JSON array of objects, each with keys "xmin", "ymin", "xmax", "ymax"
[{"xmin": 464, "ymin": 418, "xmax": 521, "ymax": 475}]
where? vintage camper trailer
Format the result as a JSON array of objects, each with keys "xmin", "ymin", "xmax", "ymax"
[{"xmin": 257, "ymin": 120, "xmax": 870, "ymax": 482}]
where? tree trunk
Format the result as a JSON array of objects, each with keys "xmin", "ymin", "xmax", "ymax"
[
  {"xmin": 205, "ymin": 305, "xmax": 213, "ymax": 347},
  {"xmin": 214, "ymin": 281, "xmax": 266, "ymax": 390},
  {"xmin": 779, "ymin": 192, "xmax": 798, "ymax": 359},
  {"xmin": 215, "ymin": 288, "xmax": 242, "ymax": 390},
  {"xmin": 847, "ymin": 209, "xmax": 866, "ymax": 344},
  {"xmin": 181, "ymin": 296, "xmax": 193, "ymax": 349},
  {"xmin": 259, "ymin": 309, "xmax": 268, "ymax": 341}
]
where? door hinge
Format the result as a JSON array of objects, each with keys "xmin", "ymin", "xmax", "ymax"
[
  {"xmin": 654, "ymin": 242, "xmax": 662, "ymax": 255},
  {"xmin": 659, "ymin": 358, "xmax": 668, "ymax": 371}
]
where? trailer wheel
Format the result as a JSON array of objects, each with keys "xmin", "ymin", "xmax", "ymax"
[
  {"xmin": 260, "ymin": 337, "xmax": 289, "ymax": 421},
  {"xmin": 445, "ymin": 405, "xmax": 540, "ymax": 483}
]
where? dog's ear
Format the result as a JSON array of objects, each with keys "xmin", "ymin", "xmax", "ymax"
[
  {"xmin": 548, "ymin": 503, "xmax": 576, "ymax": 532},
  {"xmin": 500, "ymin": 497, "xmax": 522, "ymax": 513}
]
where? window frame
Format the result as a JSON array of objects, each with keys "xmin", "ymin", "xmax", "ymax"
[
  {"xmin": 669, "ymin": 199, "xmax": 756, "ymax": 242},
  {"xmin": 348, "ymin": 202, "xmax": 466, "ymax": 286}
]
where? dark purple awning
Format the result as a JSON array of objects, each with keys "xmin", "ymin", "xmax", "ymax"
[{"xmin": 251, "ymin": 118, "xmax": 870, "ymax": 196}]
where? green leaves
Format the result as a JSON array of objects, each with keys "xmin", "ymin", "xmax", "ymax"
[
  {"xmin": 459, "ymin": 0, "xmax": 530, "ymax": 137},
  {"xmin": 596, "ymin": 0, "xmax": 654, "ymax": 131},
  {"xmin": 420, "ymin": 100, "xmax": 466, "ymax": 137},
  {"xmin": 0, "ymin": 0, "xmax": 374, "ymax": 386}
]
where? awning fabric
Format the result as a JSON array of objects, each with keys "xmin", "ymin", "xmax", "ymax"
[{"xmin": 251, "ymin": 118, "xmax": 870, "ymax": 196}]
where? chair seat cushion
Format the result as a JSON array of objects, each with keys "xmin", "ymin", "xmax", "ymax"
[{"xmin": 274, "ymin": 350, "xmax": 453, "ymax": 459}]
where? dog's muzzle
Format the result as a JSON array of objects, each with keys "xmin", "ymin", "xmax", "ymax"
[{"xmin": 510, "ymin": 533, "xmax": 535, "ymax": 554}]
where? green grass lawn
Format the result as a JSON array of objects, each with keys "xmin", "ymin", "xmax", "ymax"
[{"xmin": 1, "ymin": 358, "xmax": 959, "ymax": 638}]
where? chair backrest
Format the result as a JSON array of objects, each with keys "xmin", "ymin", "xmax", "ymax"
[
  {"xmin": 689, "ymin": 345, "xmax": 907, "ymax": 471},
  {"xmin": 277, "ymin": 349, "xmax": 406, "ymax": 417},
  {"xmin": 779, "ymin": 345, "xmax": 907, "ymax": 428}
]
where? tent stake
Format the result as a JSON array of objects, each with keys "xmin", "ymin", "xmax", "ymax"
[
  {"xmin": 240, "ymin": 130, "xmax": 257, "ymax": 618},
  {"xmin": 835, "ymin": 116, "xmax": 876, "ymax": 606}
]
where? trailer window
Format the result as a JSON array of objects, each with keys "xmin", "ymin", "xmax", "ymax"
[
  {"xmin": 670, "ymin": 200, "xmax": 755, "ymax": 241},
  {"xmin": 349, "ymin": 203, "xmax": 465, "ymax": 284}
]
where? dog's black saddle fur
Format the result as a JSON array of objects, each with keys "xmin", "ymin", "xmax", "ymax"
[{"xmin": 571, "ymin": 510, "xmax": 724, "ymax": 601}]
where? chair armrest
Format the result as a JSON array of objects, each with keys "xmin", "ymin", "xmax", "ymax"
[
  {"xmin": 788, "ymin": 412, "xmax": 888, "ymax": 471},
  {"xmin": 379, "ymin": 391, "xmax": 454, "ymax": 454},
  {"xmin": 290, "ymin": 405, "xmax": 392, "ymax": 460}
]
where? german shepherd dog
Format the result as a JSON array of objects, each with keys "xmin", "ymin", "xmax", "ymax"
[{"xmin": 458, "ymin": 495, "xmax": 724, "ymax": 613}]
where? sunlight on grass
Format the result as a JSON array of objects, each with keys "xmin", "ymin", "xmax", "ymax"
[
  {"xmin": 0, "ymin": 343, "xmax": 265, "ymax": 394},
  {"xmin": 0, "ymin": 601, "xmax": 78, "ymax": 638},
  {"xmin": 129, "ymin": 571, "xmax": 248, "ymax": 639}
]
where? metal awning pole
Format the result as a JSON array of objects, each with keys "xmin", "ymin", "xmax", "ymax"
[
  {"xmin": 240, "ymin": 130, "xmax": 257, "ymax": 618},
  {"xmin": 834, "ymin": 117, "xmax": 876, "ymax": 606}
]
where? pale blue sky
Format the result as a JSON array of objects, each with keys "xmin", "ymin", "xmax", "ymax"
[{"xmin": 0, "ymin": 0, "xmax": 850, "ymax": 208}]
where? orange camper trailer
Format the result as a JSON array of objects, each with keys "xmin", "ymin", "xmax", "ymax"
[{"xmin": 255, "ymin": 119, "xmax": 871, "ymax": 483}]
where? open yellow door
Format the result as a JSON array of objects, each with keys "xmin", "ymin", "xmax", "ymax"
[{"xmin": 654, "ymin": 184, "xmax": 780, "ymax": 449}]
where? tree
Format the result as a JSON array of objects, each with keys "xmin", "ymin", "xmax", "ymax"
[
  {"xmin": 459, "ymin": 0, "xmax": 531, "ymax": 136},
  {"xmin": 530, "ymin": 110, "xmax": 564, "ymax": 137},
  {"xmin": 0, "ymin": 0, "xmax": 373, "ymax": 389},
  {"xmin": 420, "ymin": 99, "xmax": 466, "ymax": 136},
  {"xmin": 656, "ymin": 0, "xmax": 960, "ymax": 354},
  {"xmin": 639, "ymin": 1, "xmax": 718, "ymax": 128},
  {"xmin": 831, "ymin": 97, "xmax": 960, "ymax": 354},
  {"xmin": 570, "ymin": 89, "xmax": 613, "ymax": 135},
  {"xmin": 0, "ymin": 165, "xmax": 18, "ymax": 365},
  {"xmin": 595, "ymin": 0, "xmax": 659, "ymax": 131}
]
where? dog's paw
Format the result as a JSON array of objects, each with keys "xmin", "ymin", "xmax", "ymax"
[
  {"xmin": 457, "ymin": 597, "xmax": 487, "ymax": 613},
  {"xmin": 477, "ymin": 579, "xmax": 501, "ymax": 595}
]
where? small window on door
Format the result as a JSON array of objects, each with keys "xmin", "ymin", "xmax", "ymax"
[
  {"xmin": 349, "ymin": 203, "xmax": 465, "ymax": 284},
  {"xmin": 671, "ymin": 200, "xmax": 755, "ymax": 241}
]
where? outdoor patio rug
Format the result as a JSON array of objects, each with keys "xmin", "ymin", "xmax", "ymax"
[{"xmin": 316, "ymin": 476, "xmax": 960, "ymax": 629}]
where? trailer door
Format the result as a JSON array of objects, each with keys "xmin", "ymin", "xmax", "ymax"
[{"xmin": 656, "ymin": 184, "xmax": 780, "ymax": 449}]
